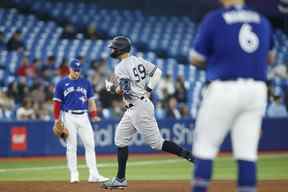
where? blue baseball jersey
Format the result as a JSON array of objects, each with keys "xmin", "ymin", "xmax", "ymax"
[
  {"xmin": 193, "ymin": 5, "xmax": 274, "ymax": 81},
  {"xmin": 53, "ymin": 77, "xmax": 95, "ymax": 111}
]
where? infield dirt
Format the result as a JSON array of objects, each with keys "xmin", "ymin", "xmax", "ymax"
[{"xmin": 0, "ymin": 181, "xmax": 287, "ymax": 192}]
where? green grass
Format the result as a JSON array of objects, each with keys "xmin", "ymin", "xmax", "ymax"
[{"xmin": 0, "ymin": 154, "xmax": 287, "ymax": 181}]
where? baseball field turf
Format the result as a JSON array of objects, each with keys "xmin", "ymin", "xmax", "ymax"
[{"xmin": 0, "ymin": 153, "xmax": 287, "ymax": 191}]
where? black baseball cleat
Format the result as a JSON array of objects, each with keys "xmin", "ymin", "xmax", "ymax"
[
  {"xmin": 101, "ymin": 177, "xmax": 128, "ymax": 190},
  {"xmin": 181, "ymin": 151, "xmax": 194, "ymax": 163}
]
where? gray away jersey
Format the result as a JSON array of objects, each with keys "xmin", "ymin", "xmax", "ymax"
[{"xmin": 114, "ymin": 55, "xmax": 157, "ymax": 100}]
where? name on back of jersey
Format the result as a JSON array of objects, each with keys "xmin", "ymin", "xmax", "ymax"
[
  {"xmin": 223, "ymin": 10, "xmax": 260, "ymax": 24},
  {"xmin": 64, "ymin": 86, "xmax": 87, "ymax": 97}
]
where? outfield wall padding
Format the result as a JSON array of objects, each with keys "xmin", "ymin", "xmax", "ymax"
[{"xmin": 0, "ymin": 118, "xmax": 287, "ymax": 157}]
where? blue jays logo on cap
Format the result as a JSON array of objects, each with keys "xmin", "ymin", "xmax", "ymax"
[{"xmin": 70, "ymin": 59, "xmax": 81, "ymax": 71}]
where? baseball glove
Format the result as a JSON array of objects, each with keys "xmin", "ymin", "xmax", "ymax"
[{"xmin": 53, "ymin": 120, "xmax": 69, "ymax": 139}]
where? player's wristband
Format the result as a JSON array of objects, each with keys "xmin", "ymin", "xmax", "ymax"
[{"xmin": 89, "ymin": 111, "xmax": 97, "ymax": 118}]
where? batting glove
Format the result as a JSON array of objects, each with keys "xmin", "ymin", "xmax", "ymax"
[{"xmin": 105, "ymin": 80, "xmax": 114, "ymax": 92}]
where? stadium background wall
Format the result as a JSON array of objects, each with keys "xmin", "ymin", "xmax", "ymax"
[{"xmin": 0, "ymin": 118, "xmax": 287, "ymax": 157}]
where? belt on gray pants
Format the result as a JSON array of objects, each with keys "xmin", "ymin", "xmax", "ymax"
[{"xmin": 125, "ymin": 96, "xmax": 145, "ymax": 109}]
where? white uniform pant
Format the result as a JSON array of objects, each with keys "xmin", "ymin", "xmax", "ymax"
[
  {"xmin": 193, "ymin": 80, "xmax": 267, "ymax": 161},
  {"xmin": 63, "ymin": 112, "xmax": 100, "ymax": 178},
  {"xmin": 115, "ymin": 98, "xmax": 164, "ymax": 150}
]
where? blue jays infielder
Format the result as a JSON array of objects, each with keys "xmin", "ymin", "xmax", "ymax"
[
  {"xmin": 190, "ymin": 0, "xmax": 275, "ymax": 191},
  {"xmin": 53, "ymin": 59, "xmax": 108, "ymax": 183}
]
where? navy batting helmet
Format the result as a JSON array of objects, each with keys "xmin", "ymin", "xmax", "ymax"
[{"xmin": 108, "ymin": 36, "xmax": 131, "ymax": 58}]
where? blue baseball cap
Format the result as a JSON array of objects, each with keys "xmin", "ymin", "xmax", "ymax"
[{"xmin": 70, "ymin": 59, "xmax": 81, "ymax": 71}]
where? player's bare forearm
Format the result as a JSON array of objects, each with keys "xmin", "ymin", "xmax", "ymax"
[
  {"xmin": 191, "ymin": 57, "xmax": 206, "ymax": 69},
  {"xmin": 88, "ymin": 99, "xmax": 101, "ymax": 122},
  {"xmin": 190, "ymin": 50, "xmax": 206, "ymax": 69},
  {"xmin": 88, "ymin": 99, "xmax": 97, "ymax": 112},
  {"xmin": 267, "ymin": 50, "xmax": 276, "ymax": 65}
]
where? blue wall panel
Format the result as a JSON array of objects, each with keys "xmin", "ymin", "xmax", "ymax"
[{"xmin": 0, "ymin": 118, "xmax": 287, "ymax": 157}]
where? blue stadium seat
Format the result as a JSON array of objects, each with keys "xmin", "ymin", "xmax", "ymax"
[{"xmin": 0, "ymin": 4, "xmax": 287, "ymax": 118}]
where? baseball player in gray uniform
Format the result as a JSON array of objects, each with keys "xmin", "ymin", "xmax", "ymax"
[{"xmin": 102, "ymin": 36, "xmax": 194, "ymax": 189}]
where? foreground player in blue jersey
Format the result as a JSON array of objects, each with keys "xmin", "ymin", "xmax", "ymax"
[
  {"xmin": 53, "ymin": 59, "xmax": 108, "ymax": 183},
  {"xmin": 190, "ymin": 0, "xmax": 275, "ymax": 191}
]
